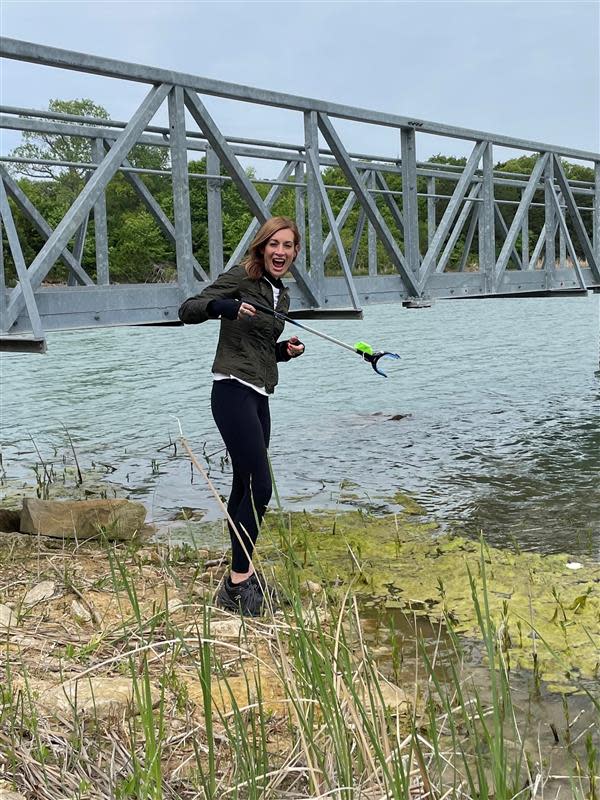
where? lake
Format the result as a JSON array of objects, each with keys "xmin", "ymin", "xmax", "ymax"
[{"xmin": 1, "ymin": 293, "xmax": 599, "ymax": 557}]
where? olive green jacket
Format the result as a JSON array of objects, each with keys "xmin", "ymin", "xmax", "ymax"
[{"xmin": 178, "ymin": 265, "xmax": 291, "ymax": 394}]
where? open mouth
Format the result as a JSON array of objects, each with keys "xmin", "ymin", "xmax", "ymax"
[{"xmin": 271, "ymin": 257, "xmax": 287, "ymax": 270}]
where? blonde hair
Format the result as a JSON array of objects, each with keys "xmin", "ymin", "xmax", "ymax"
[{"xmin": 242, "ymin": 216, "xmax": 300, "ymax": 280}]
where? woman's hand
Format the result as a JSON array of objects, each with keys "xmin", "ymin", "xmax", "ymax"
[
  {"xmin": 237, "ymin": 302, "xmax": 257, "ymax": 320},
  {"xmin": 286, "ymin": 336, "xmax": 305, "ymax": 358}
]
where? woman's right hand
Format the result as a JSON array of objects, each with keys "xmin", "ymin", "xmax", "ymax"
[{"xmin": 237, "ymin": 302, "xmax": 257, "ymax": 321}]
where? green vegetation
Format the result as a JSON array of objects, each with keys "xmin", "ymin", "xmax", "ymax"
[{"xmin": 2, "ymin": 98, "xmax": 595, "ymax": 286}]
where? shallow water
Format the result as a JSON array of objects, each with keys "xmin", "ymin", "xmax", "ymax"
[{"xmin": 1, "ymin": 293, "xmax": 599, "ymax": 557}]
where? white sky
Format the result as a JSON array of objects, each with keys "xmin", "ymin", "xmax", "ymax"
[{"xmin": 0, "ymin": 0, "xmax": 598, "ymax": 174}]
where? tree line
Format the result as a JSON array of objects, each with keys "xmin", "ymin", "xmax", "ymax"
[{"xmin": 2, "ymin": 99, "xmax": 595, "ymax": 286}]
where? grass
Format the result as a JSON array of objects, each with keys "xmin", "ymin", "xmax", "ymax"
[{"xmin": 0, "ymin": 523, "xmax": 598, "ymax": 799}]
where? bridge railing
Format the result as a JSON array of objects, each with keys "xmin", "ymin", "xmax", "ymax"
[{"xmin": 1, "ymin": 37, "xmax": 598, "ymax": 351}]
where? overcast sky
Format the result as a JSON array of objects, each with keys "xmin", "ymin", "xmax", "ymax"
[{"xmin": 0, "ymin": 0, "xmax": 598, "ymax": 174}]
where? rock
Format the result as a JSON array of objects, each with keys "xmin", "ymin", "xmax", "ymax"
[
  {"xmin": 181, "ymin": 671, "xmax": 285, "ymax": 717},
  {"xmin": 23, "ymin": 580, "xmax": 56, "ymax": 607},
  {"xmin": 303, "ymin": 580, "xmax": 323, "ymax": 595},
  {"xmin": 0, "ymin": 508, "xmax": 21, "ymax": 532},
  {"xmin": 0, "ymin": 785, "xmax": 28, "ymax": 800},
  {"xmin": 210, "ymin": 618, "xmax": 244, "ymax": 639},
  {"xmin": 16, "ymin": 676, "xmax": 156, "ymax": 721},
  {"xmin": 20, "ymin": 498, "xmax": 147, "ymax": 540},
  {"xmin": 71, "ymin": 599, "xmax": 92, "ymax": 623},
  {"xmin": 167, "ymin": 597, "xmax": 184, "ymax": 613},
  {"xmin": 375, "ymin": 681, "xmax": 413, "ymax": 716},
  {"xmin": 0, "ymin": 604, "xmax": 17, "ymax": 629}
]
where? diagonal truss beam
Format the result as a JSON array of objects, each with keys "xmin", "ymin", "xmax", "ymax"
[
  {"xmin": 493, "ymin": 204, "xmax": 524, "ymax": 270},
  {"xmin": 0, "ymin": 179, "xmax": 45, "ymax": 340},
  {"xmin": 4, "ymin": 82, "xmax": 172, "ymax": 331},
  {"xmin": 548, "ymin": 182, "xmax": 587, "ymax": 289},
  {"xmin": 375, "ymin": 172, "xmax": 405, "ymax": 234},
  {"xmin": 183, "ymin": 88, "xmax": 319, "ymax": 306},
  {"xmin": 316, "ymin": 112, "xmax": 419, "ymax": 296},
  {"xmin": 553, "ymin": 154, "xmax": 600, "ymax": 282},
  {"xmin": 68, "ymin": 213, "xmax": 89, "ymax": 286},
  {"xmin": 0, "ymin": 165, "xmax": 94, "ymax": 286},
  {"xmin": 494, "ymin": 153, "xmax": 548, "ymax": 287},
  {"xmin": 304, "ymin": 145, "xmax": 360, "ymax": 308},
  {"xmin": 225, "ymin": 160, "xmax": 297, "ymax": 271},
  {"xmin": 109, "ymin": 143, "xmax": 209, "ymax": 281},
  {"xmin": 418, "ymin": 141, "xmax": 486, "ymax": 290},
  {"xmin": 349, "ymin": 208, "xmax": 367, "ymax": 271},
  {"xmin": 322, "ymin": 184, "xmax": 360, "ymax": 263},
  {"xmin": 458, "ymin": 204, "xmax": 480, "ymax": 272},
  {"xmin": 435, "ymin": 184, "xmax": 480, "ymax": 273},
  {"xmin": 529, "ymin": 214, "xmax": 560, "ymax": 270}
]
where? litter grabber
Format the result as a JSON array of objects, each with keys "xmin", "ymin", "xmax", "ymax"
[{"xmin": 248, "ymin": 300, "xmax": 400, "ymax": 377}]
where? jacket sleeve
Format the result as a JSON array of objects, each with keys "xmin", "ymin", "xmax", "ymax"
[{"xmin": 178, "ymin": 267, "xmax": 244, "ymax": 324}]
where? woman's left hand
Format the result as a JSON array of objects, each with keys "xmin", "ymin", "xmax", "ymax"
[{"xmin": 287, "ymin": 336, "xmax": 305, "ymax": 359}]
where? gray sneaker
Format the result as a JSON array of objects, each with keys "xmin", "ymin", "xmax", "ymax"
[{"xmin": 215, "ymin": 576, "xmax": 265, "ymax": 616}]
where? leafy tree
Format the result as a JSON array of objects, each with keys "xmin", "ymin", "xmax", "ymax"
[{"xmin": 9, "ymin": 99, "xmax": 110, "ymax": 198}]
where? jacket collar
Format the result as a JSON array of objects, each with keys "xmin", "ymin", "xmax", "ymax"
[{"xmin": 262, "ymin": 274, "xmax": 285, "ymax": 292}]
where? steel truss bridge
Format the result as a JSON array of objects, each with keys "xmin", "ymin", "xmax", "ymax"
[{"xmin": 0, "ymin": 38, "xmax": 599, "ymax": 353}]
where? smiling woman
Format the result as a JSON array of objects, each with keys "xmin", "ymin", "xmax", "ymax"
[{"xmin": 177, "ymin": 216, "xmax": 305, "ymax": 616}]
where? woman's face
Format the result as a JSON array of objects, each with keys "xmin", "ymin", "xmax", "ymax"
[{"xmin": 263, "ymin": 228, "xmax": 298, "ymax": 280}]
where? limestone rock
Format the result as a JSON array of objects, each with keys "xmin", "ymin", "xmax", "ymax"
[
  {"xmin": 211, "ymin": 618, "xmax": 244, "ymax": 639},
  {"xmin": 0, "ymin": 604, "xmax": 17, "ymax": 629},
  {"xmin": 0, "ymin": 785, "xmax": 28, "ymax": 800},
  {"xmin": 373, "ymin": 681, "xmax": 413, "ymax": 716},
  {"xmin": 71, "ymin": 599, "xmax": 92, "ymax": 623},
  {"xmin": 303, "ymin": 580, "xmax": 323, "ymax": 595},
  {"xmin": 20, "ymin": 498, "xmax": 147, "ymax": 540},
  {"xmin": 23, "ymin": 580, "xmax": 56, "ymax": 607},
  {"xmin": 0, "ymin": 508, "xmax": 21, "ymax": 532},
  {"xmin": 181, "ymin": 671, "xmax": 285, "ymax": 717},
  {"xmin": 17, "ymin": 676, "xmax": 156, "ymax": 720}
]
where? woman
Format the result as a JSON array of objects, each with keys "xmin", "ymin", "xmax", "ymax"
[{"xmin": 178, "ymin": 217, "xmax": 305, "ymax": 616}]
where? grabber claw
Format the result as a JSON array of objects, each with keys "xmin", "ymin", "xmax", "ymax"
[
  {"xmin": 353, "ymin": 341, "xmax": 400, "ymax": 377},
  {"xmin": 361, "ymin": 350, "xmax": 401, "ymax": 377}
]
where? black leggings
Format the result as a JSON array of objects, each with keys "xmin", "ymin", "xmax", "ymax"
[{"xmin": 211, "ymin": 380, "xmax": 272, "ymax": 573}]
